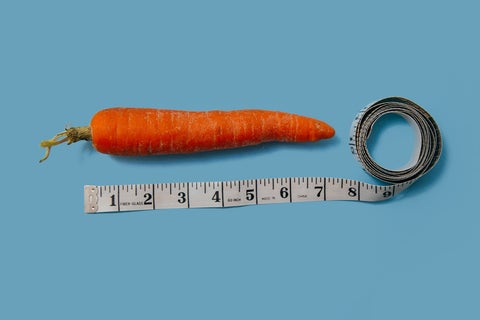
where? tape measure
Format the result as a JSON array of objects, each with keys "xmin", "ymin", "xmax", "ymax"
[{"xmin": 84, "ymin": 97, "xmax": 442, "ymax": 213}]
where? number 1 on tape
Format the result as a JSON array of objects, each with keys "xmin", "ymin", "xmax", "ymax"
[{"xmin": 84, "ymin": 97, "xmax": 442, "ymax": 213}]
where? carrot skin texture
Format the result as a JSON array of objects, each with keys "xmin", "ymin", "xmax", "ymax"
[{"xmin": 90, "ymin": 108, "xmax": 335, "ymax": 156}]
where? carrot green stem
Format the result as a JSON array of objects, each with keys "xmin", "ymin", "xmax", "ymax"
[{"xmin": 39, "ymin": 126, "xmax": 91, "ymax": 163}]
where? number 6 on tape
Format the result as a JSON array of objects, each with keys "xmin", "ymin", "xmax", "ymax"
[{"xmin": 84, "ymin": 97, "xmax": 442, "ymax": 213}]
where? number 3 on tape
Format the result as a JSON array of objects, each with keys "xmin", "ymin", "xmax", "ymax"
[{"xmin": 84, "ymin": 97, "xmax": 442, "ymax": 213}]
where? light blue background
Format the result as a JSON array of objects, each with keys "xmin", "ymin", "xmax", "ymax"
[{"xmin": 1, "ymin": 1, "xmax": 478, "ymax": 319}]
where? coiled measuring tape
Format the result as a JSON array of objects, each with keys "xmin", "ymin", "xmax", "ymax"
[{"xmin": 84, "ymin": 97, "xmax": 442, "ymax": 213}]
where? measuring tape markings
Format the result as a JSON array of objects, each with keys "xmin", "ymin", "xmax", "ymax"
[
  {"xmin": 84, "ymin": 97, "xmax": 442, "ymax": 213},
  {"xmin": 84, "ymin": 178, "xmax": 413, "ymax": 213}
]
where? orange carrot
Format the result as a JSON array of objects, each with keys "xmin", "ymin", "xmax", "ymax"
[{"xmin": 39, "ymin": 108, "xmax": 334, "ymax": 162}]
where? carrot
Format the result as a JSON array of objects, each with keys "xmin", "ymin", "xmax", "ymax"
[{"xmin": 39, "ymin": 108, "xmax": 335, "ymax": 162}]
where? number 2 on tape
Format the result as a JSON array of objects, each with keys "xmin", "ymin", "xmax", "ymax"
[{"xmin": 84, "ymin": 97, "xmax": 442, "ymax": 213}]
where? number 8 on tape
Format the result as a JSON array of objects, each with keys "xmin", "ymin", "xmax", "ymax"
[{"xmin": 84, "ymin": 97, "xmax": 442, "ymax": 213}]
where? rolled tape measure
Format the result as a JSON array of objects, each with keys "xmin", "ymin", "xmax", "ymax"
[{"xmin": 84, "ymin": 97, "xmax": 442, "ymax": 213}]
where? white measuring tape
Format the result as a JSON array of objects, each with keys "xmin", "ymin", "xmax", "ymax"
[{"xmin": 84, "ymin": 97, "xmax": 442, "ymax": 213}]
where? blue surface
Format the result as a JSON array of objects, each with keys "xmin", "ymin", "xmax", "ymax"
[{"xmin": 1, "ymin": 1, "xmax": 478, "ymax": 319}]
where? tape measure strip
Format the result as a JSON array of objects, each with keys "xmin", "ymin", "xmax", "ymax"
[
  {"xmin": 84, "ymin": 97, "xmax": 442, "ymax": 213},
  {"xmin": 84, "ymin": 178, "xmax": 416, "ymax": 213}
]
